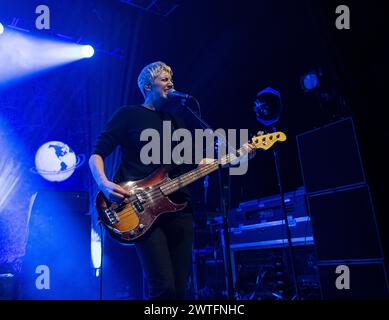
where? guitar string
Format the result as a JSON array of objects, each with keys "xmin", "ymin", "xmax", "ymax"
[
  {"xmin": 117, "ymin": 134, "xmax": 274, "ymax": 207},
  {"xmin": 114, "ymin": 153, "xmax": 235, "ymax": 218},
  {"xmin": 141, "ymin": 134, "xmax": 272, "ymax": 196},
  {"xmin": 114, "ymin": 140, "xmax": 272, "ymax": 221},
  {"xmin": 114, "ymin": 152, "xmax": 242, "ymax": 220},
  {"xmin": 112, "ymin": 163, "xmax": 220, "ymax": 224},
  {"xmin": 112, "ymin": 135, "xmax": 279, "ymax": 221}
]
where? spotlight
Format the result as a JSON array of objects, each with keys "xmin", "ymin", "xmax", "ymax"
[
  {"xmin": 253, "ymin": 87, "xmax": 283, "ymax": 127},
  {"xmin": 81, "ymin": 45, "xmax": 94, "ymax": 58},
  {"xmin": 0, "ymin": 32, "xmax": 96, "ymax": 85},
  {"xmin": 300, "ymin": 70, "xmax": 321, "ymax": 92},
  {"xmin": 0, "ymin": 22, "xmax": 4, "ymax": 35}
]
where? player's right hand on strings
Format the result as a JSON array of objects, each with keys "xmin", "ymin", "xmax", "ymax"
[{"xmin": 100, "ymin": 180, "xmax": 130, "ymax": 204}]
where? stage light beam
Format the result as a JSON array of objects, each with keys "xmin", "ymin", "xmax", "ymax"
[
  {"xmin": 0, "ymin": 29, "xmax": 96, "ymax": 85},
  {"xmin": 0, "ymin": 22, "xmax": 4, "ymax": 35}
]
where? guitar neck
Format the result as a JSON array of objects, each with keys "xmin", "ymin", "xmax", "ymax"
[
  {"xmin": 160, "ymin": 131, "xmax": 286, "ymax": 195},
  {"xmin": 160, "ymin": 147, "xmax": 244, "ymax": 195}
]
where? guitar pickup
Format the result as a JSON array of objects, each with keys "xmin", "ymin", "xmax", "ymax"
[
  {"xmin": 133, "ymin": 200, "xmax": 144, "ymax": 213},
  {"xmin": 104, "ymin": 208, "xmax": 119, "ymax": 225},
  {"xmin": 135, "ymin": 192, "xmax": 146, "ymax": 204}
]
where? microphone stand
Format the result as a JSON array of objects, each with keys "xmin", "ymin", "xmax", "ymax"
[
  {"xmin": 182, "ymin": 98, "xmax": 235, "ymax": 300},
  {"xmin": 270, "ymin": 125, "xmax": 301, "ymax": 300}
]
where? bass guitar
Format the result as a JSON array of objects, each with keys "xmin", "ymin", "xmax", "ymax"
[{"xmin": 95, "ymin": 131, "xmax": 286, "ymax": 243}]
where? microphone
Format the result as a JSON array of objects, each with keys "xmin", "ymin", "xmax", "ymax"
[{"xmin": 167, "ymin": 89, "xmax": 193, "ymax": 99}]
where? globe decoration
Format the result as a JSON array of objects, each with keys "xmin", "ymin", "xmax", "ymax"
[{"xmin": 33, "ymin": 141, "xmax": 82, "ymax": 182}]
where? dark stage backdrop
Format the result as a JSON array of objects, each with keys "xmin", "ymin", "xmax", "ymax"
[{"xmin": 0, "ymin": 0, "xmax": 387, "ymax": 281}]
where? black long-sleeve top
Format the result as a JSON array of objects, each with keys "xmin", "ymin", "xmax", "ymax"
[{"xmin": 92, "ymin": 104, "xmax": 191, "ymax": 203}]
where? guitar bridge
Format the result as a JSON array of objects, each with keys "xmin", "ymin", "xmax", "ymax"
[{"xmin": 104, "ymin": 208, "xmax": 119, "ymax": 225}]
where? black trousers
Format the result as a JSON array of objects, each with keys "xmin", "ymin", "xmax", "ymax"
[{"xmin": 134, "ymin": 207, "xmax": 194, "ymax": 300}]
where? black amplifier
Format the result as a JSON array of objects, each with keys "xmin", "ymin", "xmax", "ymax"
[
  {"xmin": 223, "ymin": 187, "xmax": 314, "ymax": 249},
  {"xmin": 223, "ymin": 216, "xmax": 313, "ymax": 250},
  {"xmin": 228, "ymin": 187, "xmax": 307, "ymax": 228}
]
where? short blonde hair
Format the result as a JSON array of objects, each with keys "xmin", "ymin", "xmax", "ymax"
[{"xmin": 137, "ymin": 61, "xmax": 173, "ymax": 98}]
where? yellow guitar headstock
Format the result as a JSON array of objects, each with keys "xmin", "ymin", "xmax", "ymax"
[{"xmin": 251, "ymin": 132, "xmax": 287, "ymax": 150}]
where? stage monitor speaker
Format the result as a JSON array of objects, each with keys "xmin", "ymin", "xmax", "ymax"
[
  {"xmin": 296, "ymin": 117, "xmax": 366, "ymax": 194},
  {"xmin": 318, "ymin": 263, "xmax": 389, "ymax": 299},
  {"xmin": 20, "ymin": 191, "xmax": 93, "ymax": 299},
  {"xmin": 307, "ymin": 185, "xmax": 383, "ymax": 261}
]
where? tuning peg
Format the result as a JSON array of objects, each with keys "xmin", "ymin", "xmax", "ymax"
[{"xmin": 257, "ymin": 131, "xmax": 265, "ymax": 136}]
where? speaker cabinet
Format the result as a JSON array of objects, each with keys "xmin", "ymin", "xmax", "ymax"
[
  {"xmin": 318, "ymin": 263, "xmax": 389, "ymax": 299},
  {"xmin": 298, "ymin": 118, "xmax": 389, "ymax": 299},
  {"xmin": 305, "ymin": 182, "xmax": 388, "ymax": 299},
  {"xmin": 307, "ymin": 185, "xmax": 383, "ymax": 261},
  {"xmin": 20, "ymin": 191, "xmax": 93, "ymax": 299},
  {"xmin": 296, "ymin": 117, "xmax": 366, "ymax": 194}
]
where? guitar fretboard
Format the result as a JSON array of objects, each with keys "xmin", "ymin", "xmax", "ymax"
[{"xmin": 160, "ymin": 147, "xmax": 245, "ymax": 195}]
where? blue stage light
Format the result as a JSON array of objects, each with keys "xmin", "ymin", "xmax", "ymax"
[
  {"xmin": 301, "ymin": 71, "xmax": 320, "ymax": 92},
  {"xmin": 0, "ymin": 30, "xmax": 96, "ymax": 86},
  {"xmin": 91, "ymin": 228, "xmax": 102, "ymax": 270},
  {"xmin": 81, "ymin": 45, "xmax": 94, "ymax": 58},
  {"xmin": 0, "ymin": 22, "xmax": 4, "ymax": 35}
]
